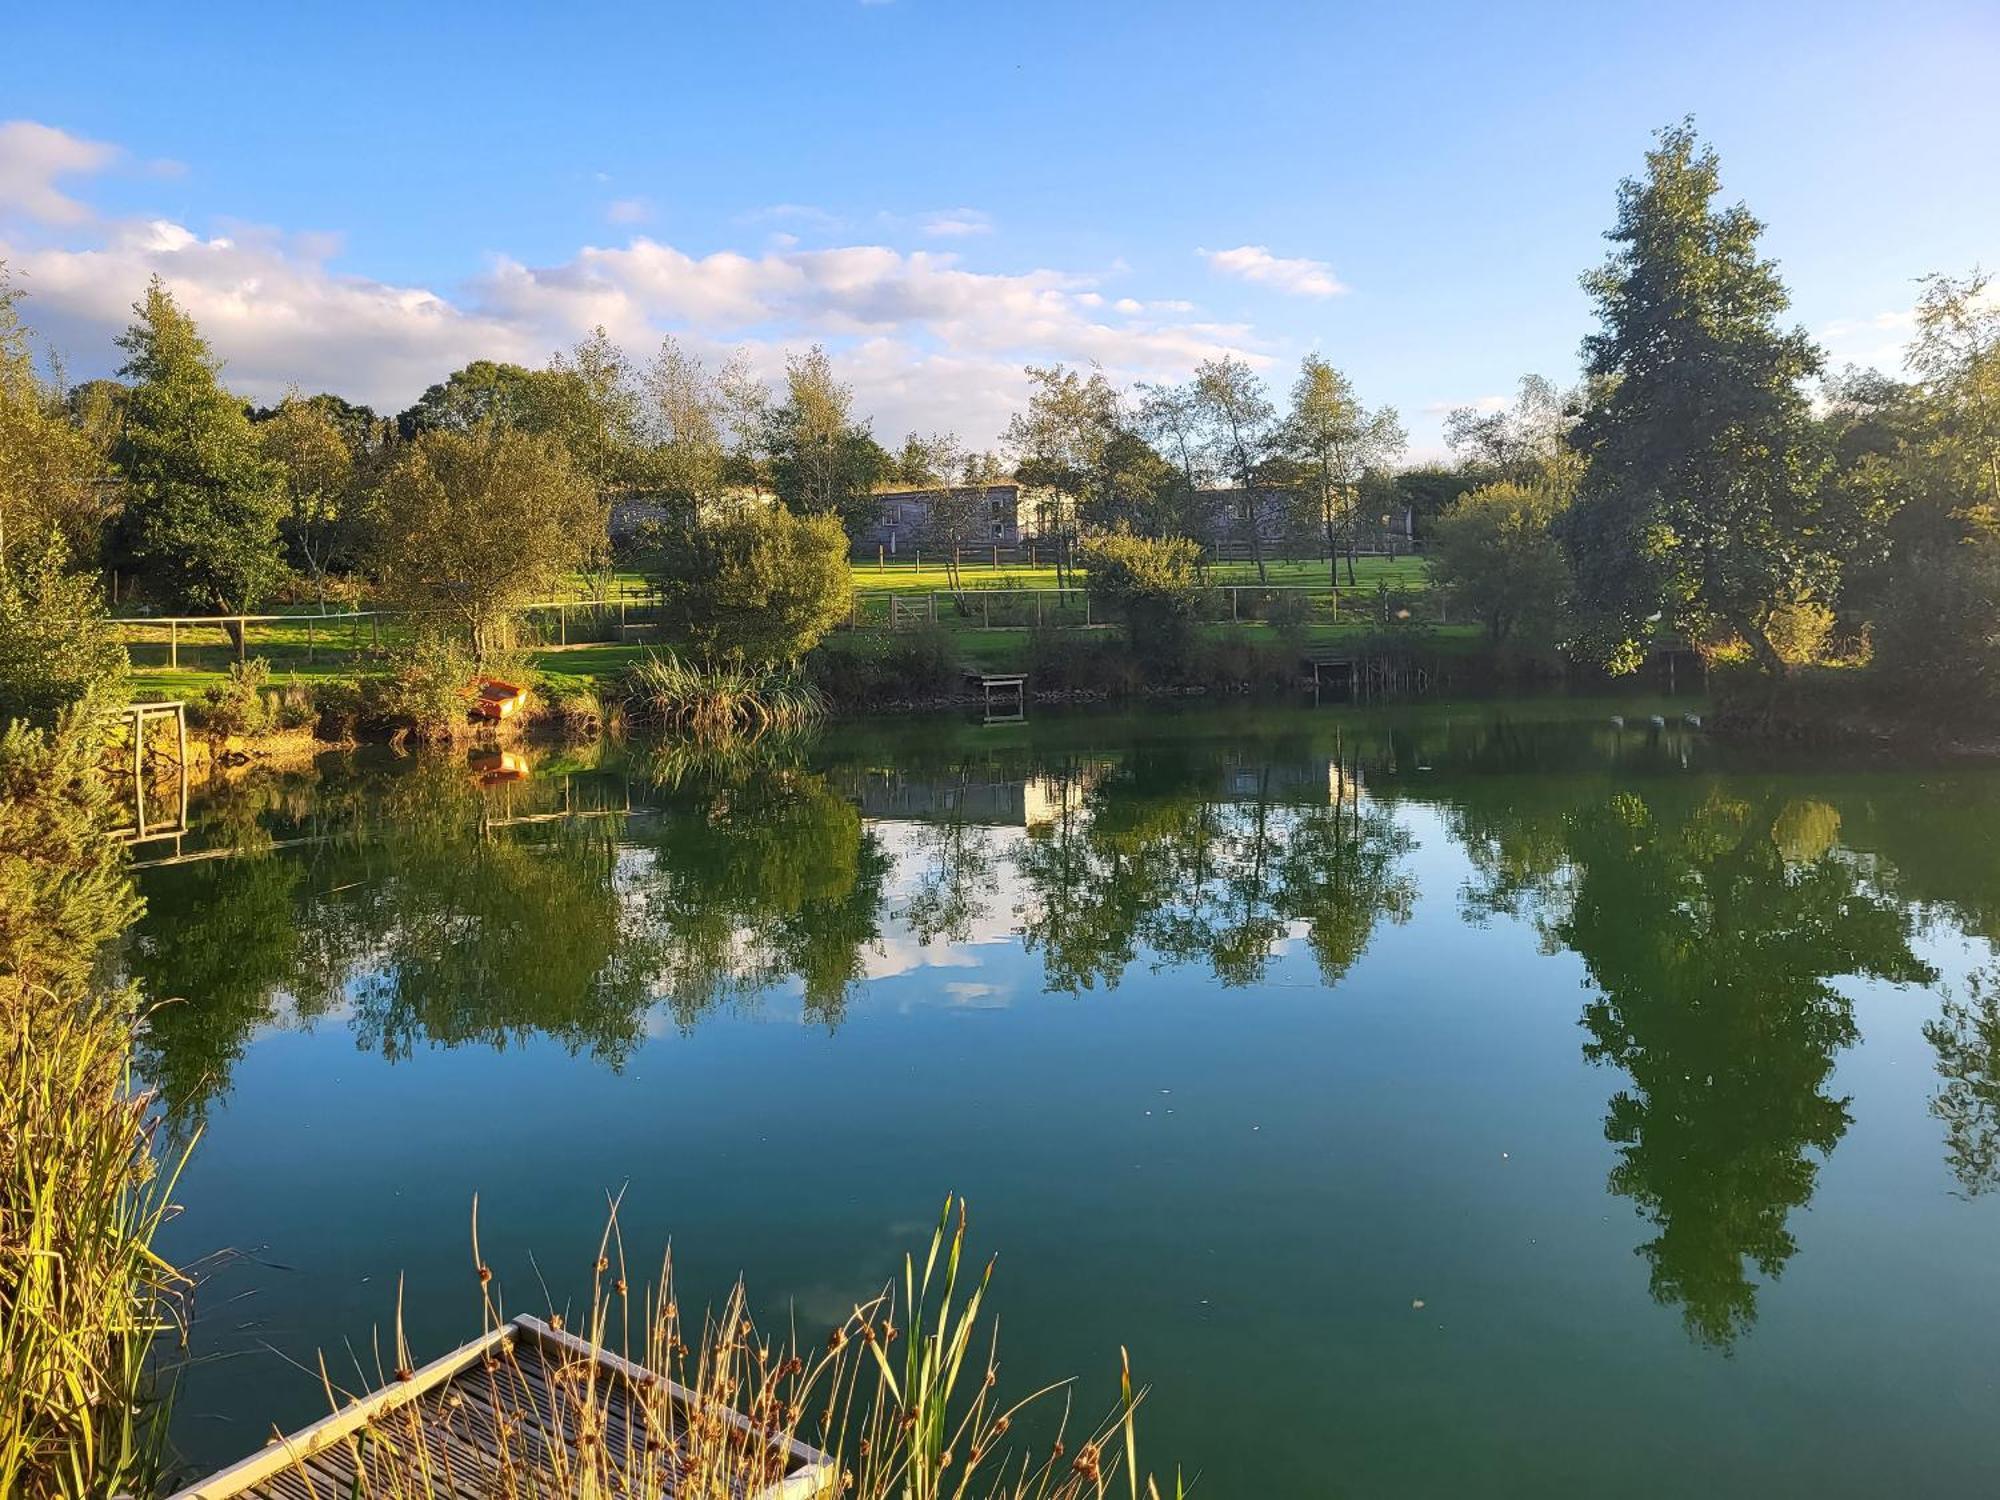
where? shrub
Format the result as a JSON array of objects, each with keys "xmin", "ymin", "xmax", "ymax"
[
  {"xmin": 0, "ymin": 530, "xmax": 127, "ymax": 730},
  {"xmin": 805, "ymin": 625, "xmax": 959, "ymax": 707},
  {"xmin": 1078, "ymin": 530, "xmax": 1203, "ymax": 666},
  {"xmin": 368, "ymin": 632, "xmax": 478, "ymax": 742},
  {"xmin": 194, "ymin": 658, "xmax": 276, "ymax": 739},
  {"xmin": 1426, "ymin": 480, "xmax": 1571, "ymax": 647},
  {"xmin": 642, "ymin": 505, "xmax": 852, "ymax": 666},
  {"xmin": 1266, "ymin": 588, "xmax": 1316, "ymax": 646}
]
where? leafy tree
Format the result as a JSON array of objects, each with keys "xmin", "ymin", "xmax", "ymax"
[
  {"xmin": 1190, "ymin": 356, "xmax": 1281, "ymax": 581},
  {"xmin": 1079, "ymin": 529, "xmax": 1204, "ymax": 666},
  {"xmin": 1908, "ymin": 268, "xmax": 2000, "ymax": 509},
  {"xmin": 1426, "ymin": 480, "xmax": 1573, "ymax": 647},
  {"xmin": 0, "ymin": 528, "xmax": 126, "ymax": 728},
  {"xmin": 1562, "ymin": 124, "xmax": 1830, "ymax": 674},
  {"xmin": 109, "ymin": 278, "xmax": 286, "ymax": 617},
  {"xmin": 642, "ymin": 335, "xmax": 731, "ymax": 518},
  {"xmin": 364, "ymin": 426, "xmax": 598, "ymax": 660},
  {"xmin": 643, "ymin": 503, "xmax": 852, "ymax": 665},
  {"xmin": 0, "ymin": 264, "xmax": 106, "ymax": 568},
  {"xmin": 257, "ymin": 391, "xmax": 356, "ymax": 602},
  {"xmin": 765, "ymin": 346, "xmax": 889, "ymax": 537},
  {"xmin": 1005, "ymin": 364, "xmax": 1122, "ymax": 583},
  {"xmin": 1385, "ymin": 464, "xmax": 1474, "ymax": 541},
  {"xmin": 1443, "ymin": 374, "xmax": 1583, "ymax": 491},
  {"xmin": 394, "ymin": 359, "xmax": 545, "ymax": 437},
  {"xmin": 1278, "ymin": 354, "xmax": 1406, "ymax": 585}
]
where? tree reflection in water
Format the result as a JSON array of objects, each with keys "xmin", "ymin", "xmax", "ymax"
[
  {"xmin": 1449, "ymin": 777, "xmax": 1935, "ymax": 1347},
  {"xmin": 127, "ymin": 712, "xmax": 1996, "ymax": 1351}
]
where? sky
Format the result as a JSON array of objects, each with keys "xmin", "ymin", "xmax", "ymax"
[{"xmin": 3, "ymin": 0, "xmax": 1996, "ymax": 458}]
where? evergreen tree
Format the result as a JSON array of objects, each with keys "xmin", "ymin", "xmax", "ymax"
[
  {"xmin": 111, "ymin": 279, "xmax": 285, "ymax": 616},
  {"xmin": 1563, "ymin": 123, "xmax": 1829, "ymax": 673}
]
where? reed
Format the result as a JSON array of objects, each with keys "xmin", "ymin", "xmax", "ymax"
[
  {"xmin": 305, "ymin": 1195, "xmax": 1180, "ymax": 1500},
  {"xmin": 620, "ymin": 652, "xmax": 828, "ymax": 740},
  {"xmin": 0, "ymin": 992, "xmax": 191, "ymax": 1500}
]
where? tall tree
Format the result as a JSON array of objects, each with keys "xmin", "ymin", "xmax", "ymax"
[
  {"xmin": 0, "ymin": 265, "xmax": 108, "ymax": 568},
  {"xmin": 642, "ymin": 336, "xmax": 730, "ymax": 520},
  {"xmin": 1562, "ymin": 123, "xmax": 1829, "ymax": 674},
  {"xmin": 1443, "ymin": 373, "xmax": 1583, "ymax": 491},
  {"xmin": 364, "ymin": 426, "xmax": 598, "ymax": 661},
  {"xmin": 110, "ymin": 278, "xmax": 286, "ymax": 619},
  {"xmin": 1005, "ymin": 364, "xmax": 1120, "ymax": 584},
  {"xmin": 1908, "ymin": 268, "xmax": 2000, "ymax": 509},
  {"xmin": 1279, "ymin": 353, "xmax": 1406, "ymax": 585},
  {"xmin": 765, "ymin": 346, "xmax": 888, "ymax": 539},
  {"xmin": 257, "ymin": 391, "xmax": 356, "ymax": 605},
  {"xmin": 1190, "ymin": 356, "xmax": 1279, "ymax": 582}
]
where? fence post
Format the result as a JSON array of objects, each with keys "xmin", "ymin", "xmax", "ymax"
[
  {"xmin": 982, "ymin": 594, "xmax": 990, "ymax": 630},
  {"xmin": 1231, "ymin": 587, "xmax": 1239, "ymax": 621},
  {"xmin": 928, "ymin": 592, "xmax": 937, "ymax": 625},
  {"xmin": 1084, "ymin": 592, "xmax": 1091, "ymax": 627},
  {"xmin": 559, "ymin": 602, "xmax": 568, "ymax": 646},
  {"xmin": 169, "ymin": 619, "xmax": 178, "ymax": 670},
  {"xmin": 237, "ymin": 618, "xmax": 247, "ymax": 662},
  {"xmin": 372, "ymin": 613, "xmax": 381, "ymax": 650},
  {"xmin": 1035, "ymin": 592, "xmax": 1043, "ymax": 627},
  {"xmin": 879, "ymin": 544, "xmax": 886, "ymax": 573},
  {"xmin": 306, "ymin": 615, "xmax": 315, "ymax": 664}
]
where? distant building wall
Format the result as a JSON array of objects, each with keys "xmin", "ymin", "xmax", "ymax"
[{"xmin": 853, "ymin": 484, "xmax": 1024, "ymax": 552}]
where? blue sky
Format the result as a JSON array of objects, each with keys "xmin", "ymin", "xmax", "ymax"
[{"xmin": 4, "ymin": 0, "xmax": 1995, "ymax": 455}]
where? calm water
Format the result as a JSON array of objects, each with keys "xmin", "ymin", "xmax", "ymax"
[{"xmin": 135, "ymin": 701, "xmax": 2000, "ymax": 1496}]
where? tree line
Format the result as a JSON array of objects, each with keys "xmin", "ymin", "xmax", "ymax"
[{"xmin": 3, "ymin": 118, "xmax": 1996, "ymax": 711}]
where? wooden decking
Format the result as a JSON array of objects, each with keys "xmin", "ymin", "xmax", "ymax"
[
  {"xmin": 964, "ymin": 670, "xmax": 1027, "ymax": 723},
  {"xmin": 167, "ymin": 1315, "xmax": 834, "ymax": 1500}
]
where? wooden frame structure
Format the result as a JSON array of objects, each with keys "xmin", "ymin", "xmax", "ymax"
[
  {"xmin": 165, "ymin": 1314, "xmax": 835, "ymax": 1500},
  {"xmin": 102, "ymin": 700, "xmax": 190, "ymax": 849}
]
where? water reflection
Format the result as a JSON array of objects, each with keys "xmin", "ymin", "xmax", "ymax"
[{"xmin": 128, "ymin": 709, "xmax": 2000, "ymax": 1353}]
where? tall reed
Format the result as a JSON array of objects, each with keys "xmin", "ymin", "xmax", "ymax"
[
  {"xmin": 620, "ymin": 652, "xmax": 828, "ymax": 740},
  {"xmin": 0, "ymin": 993, "xmax": 191, "ymax": 1500},
  {"xmin": 301, "ymin": 1195, "xmax": 1180, "ymax": 1500}
]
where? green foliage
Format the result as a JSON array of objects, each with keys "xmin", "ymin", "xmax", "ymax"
[
  {"xmin": 1563, "ymin": 123, "xmax": 1831, "ymax": 673},
  {"xmin": 368, "ymin": 632, "xmax": 478, "ymax": 742},
  {"xmin": 0, "ymin": 706, "xmax": 141, "ymax": 1017},
  {"xmin": 1427, "ymin": 480, "xmax": 1573, "ymax": 647},
  {"xmin": 765, "ymin": 346, "xmax": 891, "ymax": 537},
  {"xmin": 619, "ymin": 650, "xmax": 826, "ymax": 739},
  {"xmin": 257, "ymin": 391, "xmax": 359, "ymax": 595},
  {"xmin": 193, "ymin": 658, "xmax": 277, "ymax": 739},
  {"xmin": 1079, "ymin": 530, "xmax": 1204, "ymax": 664},
  {"xmin": 806, "ymin": 626, "xmax": 959, "ymax": 708},
  {"xmin": 364, "ymin": 425, "xmax": 600, "ymax": 660},
  {"xmin": 110, "ymin": 278, "xmax": 288, "ymax": 615},
  {"xmin": 0, "ymin": 265, "xmax": 107, "ymax": 569},
  {"xmin": 0, "ymin": 530, "xmax": 126, "ymax": 730},
  {"xmin": 642, "ymin": 504, "xmax": 852, "ymax": 665}
]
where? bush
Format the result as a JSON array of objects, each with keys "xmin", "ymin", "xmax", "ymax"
[
  {"xmin": 368, "ymin": 632, "xmax": 478, "ymax": 742},
  {"xmin": 0, "ymin": 530, "xmax": 127, "ymax": 730},
  {"xmin": 1266, "ymin": 588, "xmax": 1316, "ymax": 646},
  {"xmin": 1426, "ymin": 480, "xmax": 1571, "ymax": 647},
  {"xmin": 805, "ymin": 626, "xmax": 959, "ymax": 708},
  {"xmin": 1027, "ymin": 628, "xmax": 1144, "ymax": 695},
  {"xmin": 1078, "ymin": 530, "xmax": 1203, "ymax": 666},
  {"xmin": 194, "ymin": 658, "xmax": 276, "ymax": 739},
  {"xmin": 642, "ymin": 506, "xmax": 852, "ymax": 665}
]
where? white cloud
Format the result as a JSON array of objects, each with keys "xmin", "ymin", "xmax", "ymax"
[
  {"xmin": 1200, "ymin": 243, "xmax": 1347, "ymax": 298},
  {"xmin": 0, "ymin": 120, "xmax": 120, "ymax": 224},
  {"xmin": 605, "ymin": 197, "xmax": 652, "ymax": 225},
  {"xmin": 0, "ymin": 119, "xmax": 1280, "ymax": 444},
  {"xmin": 920, "ymin": 207, "xmax": 992, "ymax": 237},
  {"xmin": 1423, "ymin": 393, "xmax": 1506, "ymax": 415}
]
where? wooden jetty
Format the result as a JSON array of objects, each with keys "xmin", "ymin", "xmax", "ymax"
[
  {"xmin": 964, "ymin": 670, "xmax": 1027, "ymax": 723},
  {"xmin": 166, "ymin": 1314, "xmax": 835, "ymax": 1500}
]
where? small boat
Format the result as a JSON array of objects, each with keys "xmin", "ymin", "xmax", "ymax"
[{"xmin": 469, "ymin": 676, "xmax": 526, "ymax": 720}]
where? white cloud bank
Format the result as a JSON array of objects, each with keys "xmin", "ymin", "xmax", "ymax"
[
  {"xmin": 0, "ymin": 121, "xmax": 1286, "ymax": 443},
  {"xmin": 1200, "ymin": 243, "xmax": 1347, "ymax": 298}
]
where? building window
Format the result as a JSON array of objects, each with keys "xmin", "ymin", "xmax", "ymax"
[{"xmin": 992, "ymin": 522, "xmax": 1004, "ymax": 538}]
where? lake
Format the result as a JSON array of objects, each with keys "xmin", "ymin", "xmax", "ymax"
[{"xmin": 135, "ymin": 699, "xmax": 2000, "ymax": 1496}]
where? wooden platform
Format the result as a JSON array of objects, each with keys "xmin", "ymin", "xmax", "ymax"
[
  {"xmin": 167, "ymin": 1315, "xmax": 834, "ymax": 1500},
  {"xmin": 964, "ymin": 670, "xmax": 1027, "ymax": 723}
]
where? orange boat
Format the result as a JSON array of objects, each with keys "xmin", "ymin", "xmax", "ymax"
[{"xmin": 469, "ymin": 676, "xmax": 526, "ymax": 720}]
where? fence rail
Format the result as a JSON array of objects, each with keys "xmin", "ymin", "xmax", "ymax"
[{"xmin": 110, "ymin": 579, "xmax": 1447, "ymax": 674}]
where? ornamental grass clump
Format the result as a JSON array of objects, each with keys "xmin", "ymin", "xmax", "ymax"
[{"xmin": 620, "ymin": 651, "xmax": 827, "ymax": 740}]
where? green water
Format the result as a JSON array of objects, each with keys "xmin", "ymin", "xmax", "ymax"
[{"xmin": 135, "ymin": 700, "xmax": 2000, "ymax": 1495}]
